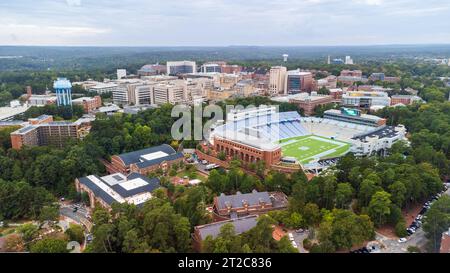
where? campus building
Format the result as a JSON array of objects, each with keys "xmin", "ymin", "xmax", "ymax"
[
  {"xmin": 269, "ymin": 66, "xmax": 287, "ymax": 95},
  {"xmin": 104, "ymin": 144, "xmax": 184, "ymax": 176},
  {"xmin": 166, "ymin": 61, "xmax": 196, "ymax": 75},
  {"xmin": 285, "ymin": 70, "xmax": 313, "ymax": 94},
  {"xmin": 200, "ymin": 63, "xmax": 222, "ymax": 73},
  {"xmin": 192, "ymin": 215, "xmax": 258, "ymax": 252},
  {"xmin": 137, "ymin": 64, "xmax": 167, "ymax": 76},
  {"xmin": 10, "ymin": 115, "xmax": 92, "ymax": 149},
  {"xmin": 342, "ymin": 91, "xmax": 391, "ymax": 108},
  {"xmin": 390, "ymin": 95, "xmax": 423, "ymax": 106},
  {"xmin": 323, "ymin": 108, "xmax": 387, "ymax": 127},
  {"xmin": 213, "ymin": 134, "xmax": 282, "ymax": 168},
  {"xmin": 75, "ymin": 172, "xmax": 160, "ymax": 209},
  {"xmin": 213, "ymin": 190, "xmax": 288, "ymax": 219},
  {"xmin": 11, "ymin": 121, "xmax": 78, "ymax": 149},
  {"xmin": 340, "ymin": 70, "xmax": 363, "ymax": 78},
  {"xmin": 72, "ymin": 96, "xmax": 102, "ymax": 113},
  {"xmin": 440, "ymin": 228, "xmax": 450, "ymax": 253},
  {"xmin": 288, "ymin": 92, "xmax": 336, "ymax": 116},
  {"xmin": 86, "ymin": 82, "xmax": 121, "ymax": 94},
  {"xmin": 350, "ymin": 125, "xmax": 408, "ymax": 156},
  {"xmin": 152, "ymin": 82, "xmax": 187, "ymax": 105},
  {"xmin": 28, "ymin": 94, "xmax": 57, "ymax": 106}
]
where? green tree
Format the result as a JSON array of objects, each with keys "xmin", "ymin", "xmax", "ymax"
[
  {"xmin": 335, "ymin": 183, "xmax": 354, "ymax": 209},
  {"xmin": 423, "ymin": 196, "xmax": 450, "ymax": 252},
  {"xmin": 18, "ymin": 223, "xmax": 39, "ymax": 244},
  {"xmin": 368, "ymin": 191, "xmax": 392, "ymax": 227},
  {"xmin": 65, "ymin": 224, "xmax": 84, "ymax": 244},
  {"xmin": 30, "ymin": 238, "xmax": 68, "ymax": 253}
]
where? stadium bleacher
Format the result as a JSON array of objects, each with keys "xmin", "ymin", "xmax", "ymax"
[{"xmin": 212, "ymin": 110, "xmax": 378, "ymax": 145}]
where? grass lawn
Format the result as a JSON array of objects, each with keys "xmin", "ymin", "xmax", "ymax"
[
  {"xmin": 176, "ymin": 170, "xmax": 207, "ymax": 183},
  {"xmin": 279, "ymin": 135, "xmax": 351, "ymax": 164}
]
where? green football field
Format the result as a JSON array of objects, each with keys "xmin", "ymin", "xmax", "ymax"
[{"xmin": 279, "ymin": 135, "xmax": 351, "ymax": 164}]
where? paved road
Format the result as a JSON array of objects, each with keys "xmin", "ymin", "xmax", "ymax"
[
  {"xmin": 59, "ymin": 204, "xmax": 93, "ymax": 231},
  {"xmin": 289, "ymin": 230, "xmax": 310, "ymax": 253},
  {"xmin": 375, "ymin": 227, "xmax": 427, "ymax": 253}
]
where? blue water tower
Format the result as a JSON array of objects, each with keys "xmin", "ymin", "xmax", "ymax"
[{"xmin": 53, "ymin": 77, "xmax": 72, "ymax": 106}]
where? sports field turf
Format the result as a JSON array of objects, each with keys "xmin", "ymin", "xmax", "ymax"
[{"xmin": 279, "ymin": 135, "xmax": 351, "ymax": 164}]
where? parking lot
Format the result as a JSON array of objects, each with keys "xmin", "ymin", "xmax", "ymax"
[
  {"xmin": 287, "ymin": 229, "xmax": 310, "ymax": 253},
  {"xmin": 375, "ymin": 184, "xmax": 449, "ymax": 253},
  {"xmin": 403, "ymin": 185, "xmax": 449, "ymax": 239},
  {"xmin": 352, "ymin": 184, "xmax": 449, "ymax": 253}
]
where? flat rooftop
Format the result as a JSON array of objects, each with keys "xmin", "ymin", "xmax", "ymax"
[
  {"xmin": 77, "ymin": 172, "xmax": 160, "ymax": 206},
  {"xmin": 352, "ymin": 126, "xmax": 401, "ymax": 141},
  {"xmin": 324, "ymin": 109, "xmax": 383, "ymax": 122}
]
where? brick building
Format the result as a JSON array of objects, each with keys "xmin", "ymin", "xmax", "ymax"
[
  {"xmin": 192, "ymin": 215, "xmax": 258, "ymax": 252},
  {"xmin": 390, "ymin": 95, "xmax": 423, "ymax": 106},
  {"xmin": 10, "ymin": 115, "xmax": 93, "ymax": 149},
  {"xmin": 72, "ymin": 96, "xmax": 102, "ymax": 113},
  {"xmin": 340, "ymin": 70, "xmax": 363, "ymax": 77},
  {"xmin": 104, "ymin": 144, "xmax": 184, "ymax": 175},
  {"xmin": 11, "ymin": 122, "xmax": 79, "ymax": 149},
  {"xmin": 213, "ymin": 190, "xmax": 288, "ymax": 219},
  {"xmin": 213, "ymin": 135, "xmax": 282, "ymax": 168},
  {"xmin": 289, "ymin": 93, "xmax": 336, "ymax": 115}
]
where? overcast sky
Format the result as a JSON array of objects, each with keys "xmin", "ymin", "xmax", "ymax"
[{"xmin": 0, "ymin": 0, "xmax": 449, "ymax": 46}]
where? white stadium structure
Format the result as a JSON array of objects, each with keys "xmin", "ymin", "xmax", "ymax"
[{"xmin": 210, "ymin": 105, "xmax": 407, "ymax": 170}]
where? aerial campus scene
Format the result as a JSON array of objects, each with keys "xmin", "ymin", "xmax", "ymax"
[{"xmin": 0, "ymin": 0, "xmax": 450, "ymax": 266}]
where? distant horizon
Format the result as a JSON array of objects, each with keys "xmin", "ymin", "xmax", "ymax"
[
  {"xmin": 2, "ymin": 43, "xmax": 450, "ymax": 48},
  {"xmin": 1, "ymin": 1, "xmax": 450, "ymax": 46}
]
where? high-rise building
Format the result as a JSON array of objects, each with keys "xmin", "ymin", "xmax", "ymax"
[
  {"xmin": 112, "ymin": 85, "xmax": 129, "ymax": 105},
  {"xmin": 345, "ymin": 56, "xmax": 354, "ymax": 65},
  {"xmin": 166, "ymin": 61, "xmax": 196, "ymax": 76},
  {"xmin": 53, "ymin": 77, "xmax": 72, "ymax": 106},
  {"xmin": 127, "ymin": 84, "xmax": 155, "ymax": 105},
  {"xmin": 152, "ymin": 83, "xmax": 187, "ymax": 105},
  {"xmin": 200, "ymin": 63, "xmax": 222, "ymax": 73},
  {"xmin": 117, "ymin": 69, "xmax": 127, "ymax": 80},
  {"xmin": 327, "ymin": 55, "xmax": 331, "ymax": 65},
  {"xmin": 269, "ymin": 66, "xmax": 287, "ymax": 95},
  {"xmin": 284, "ymin": 70, "xmax": 313, "ymax": 94}
]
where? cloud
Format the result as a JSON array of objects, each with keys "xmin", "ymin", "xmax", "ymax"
[
  {"xmin": 66, "ymin": 0, "xmax": 82, "ymax": 6},
  {"xmin": 0, "ymin": 0, "xmax": 449, "ymax": 45}
]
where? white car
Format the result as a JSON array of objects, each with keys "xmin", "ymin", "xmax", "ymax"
[
  {"xmin": 291, "ymin": 241, "xmax": 298, "ymax": 248},
  {"xmin": 202, "ymin": 160, "xmax": 208, "ymax": 165},
  {"xmin": 398, "ymin": 238, "xmax": 407, "ymax": 243},
  {"xmin": 288, "ymin": 233, "xmax": 294, "ymax": 241}
]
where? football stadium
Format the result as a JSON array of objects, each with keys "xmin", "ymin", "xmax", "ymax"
[
  {"xmin": 210, "ymin": 105, "xmax": 407, "ymax": 170},
  {"xmin": 279, "ymin": 135, "xmax": 351, "ymax": 164}
]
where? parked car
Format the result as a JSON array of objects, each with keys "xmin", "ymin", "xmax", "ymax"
[
  {"xmin": 295, "ymin": 228, "xmax": 304, "ymax": 234},
  {"xmin": 398, "ymin": 238, "xmax": 407, "ymax": 243},
  {"xmin": 202, "ymin": 160, "xmax": 208, "ymax": 165},
  {"xmin": 291, "ymin": 241, "xmax": 298, "ymax": 248}
]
